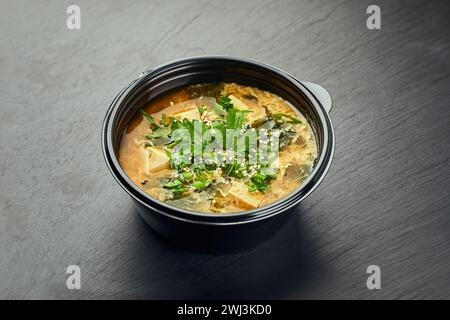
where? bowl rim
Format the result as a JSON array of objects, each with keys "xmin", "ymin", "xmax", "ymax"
[{"xmin": 102, "ymin": 55, "xmax": 335, "ymax": 225}]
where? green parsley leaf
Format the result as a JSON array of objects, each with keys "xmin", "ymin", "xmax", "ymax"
[
  {"xmin": 163, "ymin": 179, "xmax": 183, "ymax": 189},
  {"xmin": 192, "ymin": 179, "xmax": 211, "ymax": 190},
  {"xmin": 139, "ymin": 109, "xmax": 154, "ymax": 124},
  {"xmin": 218, "ymin": 96, "xmax": 233, "ymax": 111},
  {"xmin": 247, "ymin": 172, "xmax": 276, "ymax": 192},
  {"xmin": 226, "ymin": 108, "xmax": 251, "ymax": 129},
  {"xmin": 179, "ymin": 171, "xmax": 193, "ymax": 182},
  {"xmin": 198, "ymin": 105, "xmax": 206, "ymax": 115}
]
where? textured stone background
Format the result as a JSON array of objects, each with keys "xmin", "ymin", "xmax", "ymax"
[{"xmin": 0, "ymin": 0, "xmax": 449, "ymax": 299}]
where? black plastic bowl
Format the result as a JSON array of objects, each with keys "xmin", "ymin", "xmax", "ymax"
[{"xmin": 102, "ymin": 56, "xmax": 334, "ymax": 252}]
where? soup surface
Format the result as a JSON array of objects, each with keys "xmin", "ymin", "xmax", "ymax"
[{"xmin": 119, "ymin": 83, "xmax": 317, "ymax": 213}]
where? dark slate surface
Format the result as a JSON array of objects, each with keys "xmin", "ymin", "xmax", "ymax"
[{"xmin": 1, "ymin": 0, "xmax": 449, "ymax": 299}]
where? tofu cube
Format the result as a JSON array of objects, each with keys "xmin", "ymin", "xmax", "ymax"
[
  {"xmin": 227, "ymin": 180, "xmax": 264, "ymax": 210},
  {"xmin": 151, "ymin": 98, "xmax": 210, "ymax": 123},
  {"xmin": 172, "ymin": 108, "xmax": 201, "ymax": 121},
  {"xmin": 141, "ymin": 146, "xmax": 170, "ymax": 173}
]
